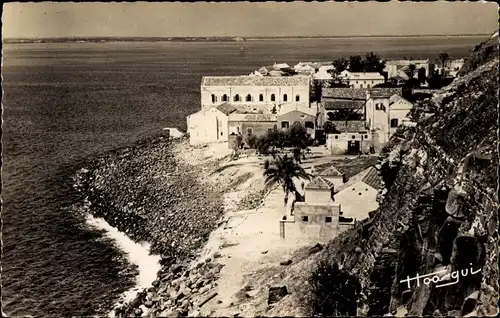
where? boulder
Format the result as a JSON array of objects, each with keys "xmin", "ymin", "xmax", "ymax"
[
  {"xmin": 279, "ymin": 259, "xmax": 292, "ymax": 266},
  {"xmin": 308, "ymin": 243, "xmax": 323, "ymax": 255},
  {"xmin": 268, "ymin": 285, "xmax": 288, "ymax": 304},
  {"xmin": 245, "ymin": 289, "xmax": 259, "ymax": 298}
]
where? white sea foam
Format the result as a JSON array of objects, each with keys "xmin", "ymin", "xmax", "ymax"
[{"xmin": 85, "ymin": 214, "xmax": 161, "ymax": 317}]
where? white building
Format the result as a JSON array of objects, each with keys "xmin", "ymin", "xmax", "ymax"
[
  {"xmin": 333, "ymin": 166, "xmax": 381, "ymax": 221},
  {"xmin": 384, "ymin": 59, "xmax": 434, "ymax": 79},
  {"xmin": 186, "ymin": 104, "xmax": 237, "ymax": 145},
  {"xmin": 345, "ymin": 72, "xmax": 385, "ymax": 89},
  {"xmin": 200, "ymin": 76, "xmax": 311, "ymax": 111},
  {"xmin": 318, "ymin": 166, "xmax": 345, "ymax": 188},
  {"xmin": 366, "ymin": 91, "xmax": 413, "ymax": 150},
  {"xmin": 314, "ymin": 65, "xmax": 334, "ymax": 80},
  {"xmin": 273, "ymin": 62, "xmax": 290, "ymax": 70}
]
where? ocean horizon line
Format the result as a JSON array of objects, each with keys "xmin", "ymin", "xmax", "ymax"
[{"xmin": 3, "ymin": 33, "xmax": 490, "ymax": 41}]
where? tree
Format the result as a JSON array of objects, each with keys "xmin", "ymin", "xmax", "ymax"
[
  {"xmin": 286, "ymin": 122, "xmax": 313, "ymax": 152},
  {"xmin": 439, "ymin": 52, "xmax": 450, "ymax": 77},
  {"xmin": 332, "ymin": 57, "xmax": 349, "ymax": 75},
  {"xmin": 263, "ymin": 154, "xmax": 311, "ymax": 206},
  {"xmin": 364, "ymin": 52, "xmax": 386, "ymax": 73},
  {"xmin": 246, "ymin": 135, "xmax": 258, "ymax": 148},
  {"xmin": 323, "ymin": 121, "xmax": 340, "ymax": 134},
  {"xmin": 427, "ymin": 72, "xmax": 443, "ymax": 89},
  {"xmin": 348, "ymin": 55, "xmax": 364, "ymax": 72},
  {"xmin": 404, "ymin": 64, "xmax": 417, "ymax": 80},
  {"xmin": 311, "ymin": 80, "xmax": 323, "ymax": 103}
]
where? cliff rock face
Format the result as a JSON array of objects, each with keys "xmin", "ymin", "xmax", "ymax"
[{"xmin": 320, "ymin": 41, "xmax": 498, "ymax": 317}]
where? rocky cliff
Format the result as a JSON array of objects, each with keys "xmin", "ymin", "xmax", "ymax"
[{"xmin": 313, "ymin": 37, "xmax": 498, "ymax": 317}]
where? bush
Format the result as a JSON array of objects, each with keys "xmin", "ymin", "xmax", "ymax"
[
  {"xmin": 308, "ymin": 260, "xmax": 361, "ymax": 316},
  {"xmin": 246, "ymin": 135, "xmax": 258, "ymax": 149}
]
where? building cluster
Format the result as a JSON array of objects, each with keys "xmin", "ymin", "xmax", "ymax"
[
  {"xmin": 187, "ymin": 75, "xmax": 316, "ymax": 146},
  {"xmin": 280, "ymin": 165, "xmax": 382, "ymax": 241},
  {"xmin": 186, "ymin": 56, "xmax": 465, "ymax": 152},
  {"xmin": 187, "ymin": 73, "xmax": 415, "ymax": 155}
]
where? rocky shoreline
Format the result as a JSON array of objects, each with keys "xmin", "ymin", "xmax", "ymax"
[{"xmin": 74, "ymin": 136, "xmax": 267, "ymax": 317}]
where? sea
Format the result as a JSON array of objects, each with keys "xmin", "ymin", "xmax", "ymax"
[{"xmin": 1, "ymin": 36, "xmax": 486, "ymax": 317}]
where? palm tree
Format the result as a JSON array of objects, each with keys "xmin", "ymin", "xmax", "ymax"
[
  {"xmin": 263, "ymin": 155, "xmax": 312, "ymax": 207},
  {"xmin": 438, "ymin": 52, "xmax": 450, "ymax": 77}
]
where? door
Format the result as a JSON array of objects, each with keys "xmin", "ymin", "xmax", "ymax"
[{"xmin": 347, "ymin": 140, "xmax": 360, "ymax": 154}]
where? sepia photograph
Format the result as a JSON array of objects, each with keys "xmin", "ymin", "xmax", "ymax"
[{"xmin": 1, "ymin": 1, "xmax": 499, "ymax": 317}]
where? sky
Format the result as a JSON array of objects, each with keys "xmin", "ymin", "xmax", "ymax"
[{"xmin": 2, "ymin": 2, "xmax": 498, "ymax": 38}]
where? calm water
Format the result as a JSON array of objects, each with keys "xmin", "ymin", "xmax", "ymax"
[{"xmin": 1, "ymin": 36, "xmax": 484, "ymax": 317}]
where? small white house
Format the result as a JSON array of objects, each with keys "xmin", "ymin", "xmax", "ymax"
[
  {"xmin": 346, "ymin": 72, "xmax": 385, "ymax": 89},
  {"xmin": 333, "ymin": 166, "xmax": 381, "ymax": 221},
  {"xmin": 318, "ymin": 166, "xmax": 345, "ymax": 188},
  {"xmin": 186, "ymin": 104, "xmax": 237, "ymax": 146},
  {"xmin": 314, "ymin": 65, "xmax": 334, "ymax": 80}
]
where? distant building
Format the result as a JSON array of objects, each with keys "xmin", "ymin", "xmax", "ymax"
[
  {"xmin": 227, "ymin": 112, "xmax": 278, "ymax": 144},
  {"xmin": 314, "ymin": 65, "xmax": 334, "ymax": 80},
  {"xmin": 326, "ymin": 131, "xmax": 372, "ymax": 155},
  {"xmin": 187, "ymin": 104, "xmax": 238, "ymax": 145},
  {"xmin": 321, "ymin": 88, "xmax": 367, "ymax": 125},
  {"xmin": 366, "ymin": 91, "xmax": 412, "ymax": 150},
  {"xmin": 333, "ymin": 166, "xmax": 382, "ymax": 221},
  {"xmin": 273, "ymin": 62, "xmax": 291, "ymax": 70},
  {"xmin": 277, "ymin": 104, "xmax": 317, "ymax": 138},
  {"xmin": 345, "ymin": 72, "xmax": 385, "ymax": 89},
  {"xmin": 384, "ymin": 59, "xmax": 435, "ymax": 79},
  {"xmin": 446, "ymin": 58, "xmax": 465, "ymax": 77},
  {"xmin": 200, "ymin": 75, "xmax": 311, "ymax": 111}
]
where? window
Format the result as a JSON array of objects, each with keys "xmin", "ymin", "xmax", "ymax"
[
  {"xmin": 364, "ymin": 135, "xmax": 368, "ymax": 139},
  {"xmin": 356, "ymin": 81, "xmax": 359, "ymax": 84},
  {"xmin": 246, "ymin": 94, "xmax": 252, "ymax": 102},
  {"xmin": 211, "ymin": 94, "xmax": 216, "ymax": 103},
  {"xmin": 334, "ymin": 135, "xmax": 339, "ymax": 139},
  {"xmin": 390, "ymin": 118, "xmax": 399, "ymax": 128},
  {"xmin": 352, "ymin": 135, "xmax": 356, "ymax": 139},
  {"xmin": 302, "ymin": 216, "xmax": 309, "ymax": 222},
  {"xmin": 234, "ymin": 94, "xmax": 240, "ymax": 102},
  {"xmin": 221, "ymin": 132, "xmax": 223, "ymax": 136},
  {"xmin": 273, "ymin": 124, "xmax": 277, "ymax": 130},
  {"xmin": 360, "ymin": 84, "xmax": 363, "ymax": 88},
  {"xmin": 281, "ymin": 121, "xmax": 289, "ymax": 129},
  {"xmin": 359, "ymin": 193, "xmax": 362, "ymax": 196},
  {"xmin": 367, "ymin": 84, "xmax": 371, "ymax": 88},
  {"xmin": 222, "ymin": 94, "xmax": 228, "ymax": 102},
  {"xmin": 375, "ymin": 104, "xmax": 379, "ymax": 110},
  {"xmin": 325, "ymin": 217, "xmax": 332, "ymax": 223},
  {"xmin": 259, "ymin": 94, "xmax": 264, "ymax": 102},
  {"xmin": 247, "ymin": 128, "xmax": 253, "ymax": 136},
  {"xmin": 364, "ymin": 81, "xmax": 366, "ymax": 84},
  {"xmin": 295, "ymin": 95, "xmax": 300, "ymax": 102},
  {"xmin": 283, "ymin": 94, "xmax": 288, "ymax": 102},
  {"xmin": 305, "ymin": 121, "xmax": 314, "ymax": 129},
  {"xmin": 271, "ymin": 94, "xmax": 276, "ymax": 102}
]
